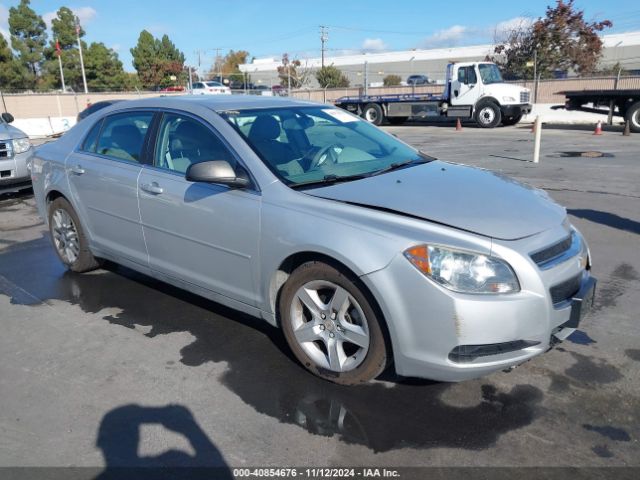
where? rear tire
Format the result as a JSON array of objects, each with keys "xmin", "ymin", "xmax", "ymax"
[
  {"xmin": 388, "ymin": 116, "xmax": 408, "ymax": 125},
  {"xmin": 48, "ymin": 197, "xmax": 101, "ymax": 273},
  {"xmin": 362, "ymin": 103, "xmax": 384, "ymax": 126},
  {"xmin": 502, "ymin": 114, "xmax": 523, "ymax": 126},
  {"xmin": 279, "ymin": 261, "xmax": 388, "ymax": 385},
  {"xmin": 474, "ymin": 100, "xmax": 502, "ymax": 128},
  {"xmin": 625, "ymin": 101, "xmax": 640, "ymax": 133}
]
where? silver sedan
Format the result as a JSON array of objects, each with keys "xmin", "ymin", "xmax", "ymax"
[{"xmin": 30, "ymin": 96, "xmax": 596, "ymax": 384}]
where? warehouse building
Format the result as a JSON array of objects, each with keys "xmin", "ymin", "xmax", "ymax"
[{"xmin": 239, "ymin": 31, "xmax": 640, "ymax": 89}]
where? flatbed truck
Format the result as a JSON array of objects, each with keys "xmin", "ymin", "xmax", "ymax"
[
  {"xmin": 558, "ymin": 89, "xmax": 640, "ymax": 133},
  {"xmin": 335, "ymin": 62, "xmax": 532, "ymax": 128}
]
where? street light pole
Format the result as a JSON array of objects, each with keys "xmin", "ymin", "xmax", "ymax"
[{"xmin": 76, "ymin": 19, "xmax": 88, "ymax": 94}]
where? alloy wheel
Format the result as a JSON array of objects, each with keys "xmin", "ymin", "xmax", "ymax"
[{"xmin": 290, "ymin": 280, "xmax": 370, "ymax": 372}]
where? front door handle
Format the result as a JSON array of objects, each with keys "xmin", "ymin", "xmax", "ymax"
[
  {"xmin": 70, "ymin": 165, "xmax": 85, "ymax": 175},
  {"xmin": 140, "ymin": 182, "xmax": 164, "ymax": 195}
]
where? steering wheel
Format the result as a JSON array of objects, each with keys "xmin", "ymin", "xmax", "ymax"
[{"xmin": 309, "ymin": 143, "xmax": 342, "ymax": 170}]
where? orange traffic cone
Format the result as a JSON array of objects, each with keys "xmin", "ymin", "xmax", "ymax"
[
  {"xmin": 455, "ymin": 118, "xmax": 462, "ymax": 131},
  {"xmin": 593, "ymin": 121, "xmax": 603, "ymax": 135}
]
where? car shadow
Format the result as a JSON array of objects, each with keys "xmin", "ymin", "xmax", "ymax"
[
  {"xmin": 568, "ymin": 209, "xmax": 640, "ymax": 235},
  {"xmin": 0, "ymin": 234, "xmax": 544, "ymax": 453},
  {"xmin": 95, "ymin": 403, "xmax": 232, "ymax": 479}
]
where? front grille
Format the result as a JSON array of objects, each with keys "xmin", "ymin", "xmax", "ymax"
[
  {"xmin": 531, "ymin": 234, "xmax": 573, "ymax": 266},
  {"xmin": 520, "ymin": 91, "xmax": 530, "ymax": 103},
  {"xmin": 0, "ymin": 141, "xmax": 12, "ymax": 158},
  {"xmin": 550, "ymin": 273, "xmax": 582, "ymax": 305}
]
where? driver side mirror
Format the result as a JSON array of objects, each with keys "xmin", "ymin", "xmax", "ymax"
[
  {"xmin": 2, "ymin": 112, "xmax": 14, "ymax": 123},
  {"xmin": 186, "ymin": 160, "xmax": 250, "ymax": 188}
]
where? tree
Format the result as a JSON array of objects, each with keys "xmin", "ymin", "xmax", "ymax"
[
  {"xmin": 0, "ymin": 34, "xmax": 29, "ymax": 90},
  {"xmin": 493, "ymin": 0, "xmax": 612, "ymax": 79},
  {"xmin": 383, "ymin": 74, "xmax": 402, "ymax": 86},
  {"xmin": 316, "ymin": 65, "xmax": 350, "ymax": 88},
  {"xmin": 209, "ymin": 50, "xmax": 250, "ymax": 85},
  {"xmin": 131, "ymin": 30, "xmax": 161, "ymax": 88},
  {"xmin": 8, "ymin": 0, "xmax": 47, "ymax": 89},
  {"xmin": 277, "ymin": 53, "xmax": 311, "ymax": 89},
  {"xmin": 84, "ymin": 43, "xmax": 135, "ymax": 91},
  {"xmin": 131, "ymin": 30, "xmax": 186, "ymax": 89}
]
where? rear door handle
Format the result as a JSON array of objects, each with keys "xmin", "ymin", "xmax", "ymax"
[
  {"xmin": 140, "ymin": 182, "xmax": 164, "ymax": 195},
  {"xmin": 70, "ymin": 165, "xmax": 85, "ymax": 175}
]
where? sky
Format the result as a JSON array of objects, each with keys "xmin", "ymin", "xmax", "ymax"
[{"xmin": 0, "ymin": 0, "xmax": 638, "ymax": 74}]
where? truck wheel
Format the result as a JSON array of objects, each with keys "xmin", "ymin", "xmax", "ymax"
[
  {"xmin": 48, "ymin": 197, "xmax": 101, "ymax": 273},
  {"xmin": 502, "ymin": 114, "xmax": 523, "ymax": 126},
  {"xmin": 474, "ymin": 100, "xmax": 502, "ymax": 128},
  {"xmin": 279, "ymin": 261, "xmax": 389, "ymax": 385},
  {"xmin": 388, "ymin": 117, "xmax": 408, "ymax": 125},
  {"xmin": 625, "ymin": 101, "xmax": 640, "ymax": 133},
  {"xmin": 362, "ymin": 103, "xmax": 384, "ymax": 126}
]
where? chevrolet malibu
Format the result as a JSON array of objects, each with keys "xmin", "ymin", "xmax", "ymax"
[{"xmin": 30, "ymin": 96, "xmax": 596, "ymax": 385}]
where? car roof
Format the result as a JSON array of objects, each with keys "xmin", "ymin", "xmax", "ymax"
[{"xmin": 94, "ymin": 94, "xmax": 321, "ymax": 114}]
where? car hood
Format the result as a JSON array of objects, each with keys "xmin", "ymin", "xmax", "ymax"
[
  {"xmin": 0, "ymin": 122, "xmax": 28, "ymax": 140},
  {"xmin": 304, "ymin": 161, "xmax": 566, "ymax": 240}
]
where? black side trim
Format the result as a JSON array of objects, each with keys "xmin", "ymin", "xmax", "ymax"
[{"xmin": 448, "ymin": 340, "xmax": 540, "ymax": 363}]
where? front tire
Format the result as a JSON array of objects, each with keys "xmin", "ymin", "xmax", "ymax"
[
  {"xmin": 48, "ymin": 197, "xmax": 101, "ymax": 273},
  {"xmin": 474, "ymin": 100, "xmax": 502, "ymax": 128},
  {"xmin": 362, "ymin": 103, "xmax": 384, "ymax": 126},
  {"xmin": 279, "ymin": 261, "xmax": 388, "ymax": 385}
]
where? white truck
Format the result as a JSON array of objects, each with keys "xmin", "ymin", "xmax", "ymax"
[{"xmin": 335, "ymin": 62, "xmax": 532, "ymax": 128}]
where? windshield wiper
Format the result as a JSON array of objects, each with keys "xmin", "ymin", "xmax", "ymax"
[
  {"xmin": 369, "ymin": 157, "xmax": 432, "ymax": 177},
  {"xmin": 291, "ymin": 173, "xmax": 369, "ymax": 190}
]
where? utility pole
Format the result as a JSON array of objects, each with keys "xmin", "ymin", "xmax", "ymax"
[
  {"xmin": 364, "ymin": 61, "xmax": 368, "ymax": 96},
  {"xmin": 75, "ymin": 19, "xmax": 88, "ymax": 94},
  {"xmin": 214, "ymin": 48, "xmax": 222, "ymax": 83},
  {"xmin": 533, "ymin": 49, "xmax": 538, "ymax": 104},
  {"xmin": 320, "ymin": 25, "xmax": 328, "ymax": 68},
  {"xmin": 55, "ymin": 39, "xmax": 66, "ymax": 92}
]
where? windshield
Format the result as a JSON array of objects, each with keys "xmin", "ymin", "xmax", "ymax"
[
  {"xmin": 221, "ymin": 106, "xmax": 430, "ymax": 188},
  {"xmin": 206, "ymin": 81, "xmax": 224, "ymax": 87},
  {"xmin": 478, "ymin": 64, "xmax": 504, "ymax": 85}
]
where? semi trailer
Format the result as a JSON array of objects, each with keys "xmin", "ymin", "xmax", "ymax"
[{"xmin": 335, "ymin": 62, "xmax": 532, "ymax": 128}]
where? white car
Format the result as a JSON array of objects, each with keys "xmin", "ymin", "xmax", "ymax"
[{"xmin": 191, "ymin": 81, "xmax": 231, "ymax": 95}]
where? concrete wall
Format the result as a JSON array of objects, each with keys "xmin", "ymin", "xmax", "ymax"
[{"xmin": 0, "ymin": 91, "xmax": 170, "ymax": 119}]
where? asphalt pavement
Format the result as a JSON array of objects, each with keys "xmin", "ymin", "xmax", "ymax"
[{"xmin": 0, "ymin": 122, "xmax": 638, "ymax": 473}]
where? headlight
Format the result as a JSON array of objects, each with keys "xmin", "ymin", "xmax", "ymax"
[
  {"xmin": 12, "ymin": 137, "xmax": 31, "ymax": 154},
  {"xmin": 404, "ymin": 245, "xmax": 520, "ymax": 294},
  {"xmin": 502, "ymin": 96, "xmax": 516, "ymax": 103}
]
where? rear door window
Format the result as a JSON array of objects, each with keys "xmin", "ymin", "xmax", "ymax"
[{"xmin": 96, "ymin": 112, "xmax": 153, "ymax": 163}]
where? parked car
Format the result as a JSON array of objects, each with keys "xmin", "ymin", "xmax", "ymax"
[
  {"xmin": 406, "ymin": 74, "xmax": 430, "ymax": 85},
  {"xmin": 30, "ymin": 96, "xmax": 596, "ymax": 385},
  {"xmin": 77, "ymin": 100, "xmax": 123, "ymax": 122},
  {"xmin": 0, "ymin": 112, "xmax": 33, "ymax": 194},
  {"xmin": 191, "ymin": 81, "xmax": 232, "ymax": 95}
]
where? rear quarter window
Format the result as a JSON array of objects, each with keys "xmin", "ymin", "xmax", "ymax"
[{"xmin": 81, "ymin": 119, "xmax": 103, "ymax": 153}]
